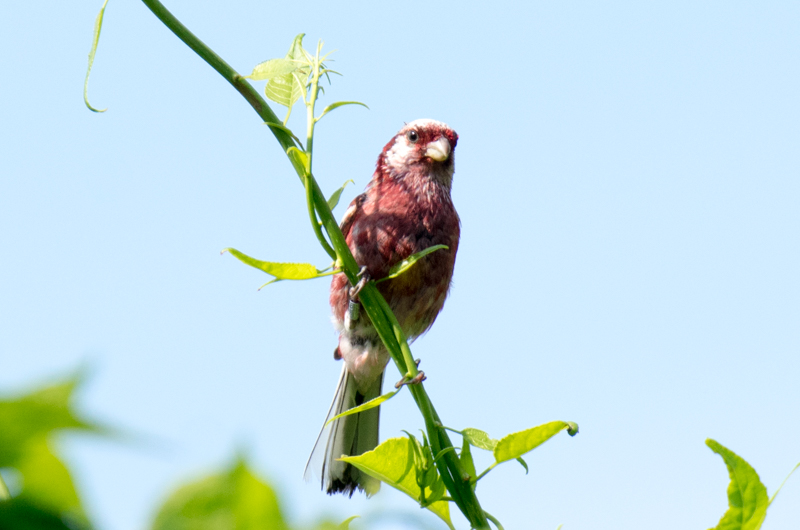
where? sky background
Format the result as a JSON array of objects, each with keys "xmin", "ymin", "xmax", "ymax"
[{"xmin": 1, "ymin": 1, "xmax": 799, "ymax": 529}]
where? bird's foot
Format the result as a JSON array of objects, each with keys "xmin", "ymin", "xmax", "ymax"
[
  {"xmin": 395, "ymin": 371, "xmax": 426, "ymax": 389},
  {"xmin": 348, "ymin": 266, "xmax": 370, "ymax": 301}
]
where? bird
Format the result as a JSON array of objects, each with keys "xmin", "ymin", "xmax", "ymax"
[{"xmin": 305, "ymin": 119, "xmax": 461, "ymax": 497}]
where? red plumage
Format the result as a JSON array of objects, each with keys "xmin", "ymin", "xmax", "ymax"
[{"xmin": 306, "ymin": 119, "xmax": 460, "ymax": 496}]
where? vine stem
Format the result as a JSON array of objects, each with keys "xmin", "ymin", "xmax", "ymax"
[{"xmin": 139, "ymin": 2, "xmax": 489, "ymax": 527}]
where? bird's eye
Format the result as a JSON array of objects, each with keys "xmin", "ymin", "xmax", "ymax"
[{"xmin": 406, "ymin": 130, "xmax": 419, "ymax": 143}]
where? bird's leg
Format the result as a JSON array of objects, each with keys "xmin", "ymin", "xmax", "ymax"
[
  {"xmin": 346, "ymin": 267, "xmax": 370, "ymax": 330},
  {"xmin": 395, "ymin": 371, "xmax": 426, "ymax": 389}
]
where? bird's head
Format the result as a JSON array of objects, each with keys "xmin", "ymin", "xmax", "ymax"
[{"xmin": 380, "ymin": 119, "xmax": 459, "ymax": 187}]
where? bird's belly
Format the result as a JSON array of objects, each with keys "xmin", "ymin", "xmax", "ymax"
[{"xmin": 378, "ymin": 265, "xmax": 450, "ymax": 339}]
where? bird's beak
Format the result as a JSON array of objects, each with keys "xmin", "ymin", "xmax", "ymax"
[{"xmin": 425, "ymin": 137, "xmax": 451, "ymax": 162}]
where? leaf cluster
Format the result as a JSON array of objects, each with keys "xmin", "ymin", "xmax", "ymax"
[
  {"xmin": 0, "ymin": 372, "xmax": 358, "ymax": 530},
  {"xmin": 151, "ymin": 457, "xmax": 356, "ymax": 530},
  {"xmin": 245, "ymin": 34, "xmax": 366, "ymax": 127},
  {"xmin": 340, "ymin": 421, "xmax": 579, "ymax": 529},
  {"xmin": 0, "ymin": 370, "xmax": 104, "ymax": 529}
]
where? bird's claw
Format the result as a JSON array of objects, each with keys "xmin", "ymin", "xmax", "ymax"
[
  {"xmin": 348, "ymin": 266, "xmax": 370, "ymax": 301},
  {"xmin": 395, "ymin": 371, "xmax": 426, "ymax": 389}
]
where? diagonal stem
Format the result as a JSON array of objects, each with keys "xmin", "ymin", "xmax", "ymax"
[{"xmin": 139, "ymin": 2, "xmax": 489, "ymax": 527}]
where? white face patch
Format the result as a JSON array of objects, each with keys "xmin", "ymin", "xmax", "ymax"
[
  {"xmin": 384, "ymin": 134, "xmax": 416, "ymax": 174},
  {"xmin": 385, "ymin": 120, "xmax": 451, "ymax": 172}
]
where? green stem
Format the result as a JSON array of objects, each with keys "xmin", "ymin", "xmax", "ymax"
[
  {"xmin": 139, "ymin": 1, "xmax": 295, "ymax": 155},
  {"xmin": 304, "ymin": 172, "xmax": 336, "ymax": 260},
  {"xmin": 770, "ymin": 461, "xmax": 800, "ymax": 505},
  {"xmin": 139, "ymin": 2, "xmax": 489, "ymax": 528},
  {"xmin": 484, "ymin": 511, "xmax": 505, "ymax": 530},
  {"xmin": 305, "ymin": 43, "xmax": 321, "ymax": 168},
  {"xmin": 473, "ymin": 462, "xmax": 498, "ymax": 483},
  {"xmin": 371, "ymin": 287, "xmax": 419, "ymax": 379},
  {"xmin": 297, "ymin": 44, "xmax": 337, "ymax": 259}
]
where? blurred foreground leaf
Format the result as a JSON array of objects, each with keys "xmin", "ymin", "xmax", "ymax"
[
  {"xmin": 0, "ymin": 371, "xmax": 102, "ymax": 466},
  {"xmin": 151, "ymin": 457, "xmax": 288, "ymax": 530},
  {"xmin": 0, "ymin": 498, "xmax": 76, "ymax": 530},
  {"xmin": 0, "ymin": 370, "xmax": 105, "ymax": 528}
]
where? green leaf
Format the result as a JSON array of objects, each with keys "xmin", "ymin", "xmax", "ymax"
[
  {"xmin": 460, "ymin": 438, "xmax": 476, "ymax": 482},
  {"xmin": 264, "ymin": 122, "xmax": 303, "ymax": 146},
  {"xmin": 340, "ymin": 438, "xmax": 454, "ymax": 530},
  {"xmin": 515, "ymin": 457, "xmax": 529, "ymax": 474},
  {"xmin": 706, "ymin": 439, "xmax": 769, "ymax": 530},
  {"xmin": 327, "ymin": 180, "xmax": 355, "ymax": 211},
  {"xmin": 415, "ymin": 432, "xmax": 438, "ymax": 490},
  {"xmin": 263, "ymin": 34, "xmax": 310, "ymax": 113},
  {"xmin": 433, "ymin": 446, "xmax": 456, "ymax": 464},
  {"xmin": 151, "ymin": 457, "xmax": 288, "ymax": 530},
  {"xmin": 317, "ymin": 101, "xmax": 369, "ymax": 121},
  {"xmin": 247, "ymin": 58, "xmax": 300, "ymax": 81},
  {"xmin": 424, "ymin": 475, "xmax": 446, "ymax": 506},
  {"xmin": 461, "ymin": 428, "xmax": 498, "ymax": 451},
  {"xmin": 324, "ymin": 388, "xmax": 400, "ymax": 427},
  {"xmin": 223, "ymin": 248, "xmax": 327, "ymax": 283},
  {"xmin": 493, "ymin": 421, "xmax": 574, "ymax": 464},
  {"xmin": 377, "ymin": 245, "xmax": 449, "ymax": 283},
  {"xmin": 286, "ymin": 146, "xmax": 310, "ymax": 175},
  {"xmin": 84, "ymin": 0, "xmax": 109, "ymax": 113}
]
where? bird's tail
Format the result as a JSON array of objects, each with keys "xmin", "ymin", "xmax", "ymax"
[{"xmin": 304, "ymin": 366, "xmax": 382, "ymax": 497}]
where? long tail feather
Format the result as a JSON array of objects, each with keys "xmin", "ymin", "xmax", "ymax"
[{"xmin": 305, "ymin": 366, "xmax": 382, "ymax": 496}]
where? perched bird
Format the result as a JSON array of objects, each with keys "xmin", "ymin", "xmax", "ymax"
[{"xmin": 305, "ymin": 119, "xmax": 461, "ymax": 496}]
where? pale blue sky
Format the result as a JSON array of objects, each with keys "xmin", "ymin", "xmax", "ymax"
[{"xmin": 1, "ymin": 1, "xmax": 798, "ymax": 529}]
